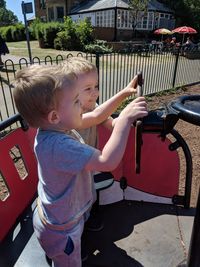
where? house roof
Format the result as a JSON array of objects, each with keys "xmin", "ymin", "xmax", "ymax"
[
  {"xmin": 149, "ymin": 0, "xmax": 173, "ymax": 13},
  {"xmin": 70, "ymin": 0, "xmax": 174, "ymax": 14}
]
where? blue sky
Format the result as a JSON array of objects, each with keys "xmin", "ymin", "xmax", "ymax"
[{"xmin": 6, "ymin": 0, "xmax": 35, "ymax": 23}]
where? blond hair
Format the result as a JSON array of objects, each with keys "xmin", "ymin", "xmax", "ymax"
[
  {"xmin": 13, "ymin": 64, "xmax": 77, "ymax": 128},
  {"xmin": 60, "ymin": 56, "xmax": 97, "ymax": 75}
]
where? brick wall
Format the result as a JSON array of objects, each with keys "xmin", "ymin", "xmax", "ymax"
[
  {"xmin": 34, "ymin": 0, "xmax": 46, "ymax": 18},
  {"xmin": 94, "ymin": 28, "xmax": 115, "ymax": 42},
  {"xmin": 93, "ymin": 27, "xmax": 134, "ymax": 42},
  {"xmin": 34, "ymin": 0, "xmax": 84, "ymax": 17}
]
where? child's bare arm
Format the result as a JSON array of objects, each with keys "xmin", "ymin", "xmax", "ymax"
[
  {"xmin": 78, "ymin": 75, "xmax": 138, "ymax": 130},
  {"xmin": 100, "ymin": 118, "xmax": 113, "ymax": 131},
  {"xmin": 85, "ymin": 97, "xmax": 148, "ymax": 171}
]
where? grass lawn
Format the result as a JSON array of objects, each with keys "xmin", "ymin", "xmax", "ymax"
[{"xmin": 6, "ymin": 40, "xmax": 84, "ymax": 60}]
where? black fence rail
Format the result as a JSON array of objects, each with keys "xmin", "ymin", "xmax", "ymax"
[{"xmin": 0, "ymin": 50, "xmax": 200, "ymax": 121}]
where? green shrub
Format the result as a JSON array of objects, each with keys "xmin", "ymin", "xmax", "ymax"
[
  {"xmin": 30, "ymin": 21, "xmax": 64, "ymax": 48},
  {"xmin": 0, "ymin": 25, "xmax": 12, "ymax": 41},
  {"xmin": 53, "ymin": 17, "xmax": 94, "ymax": 51},
  {"xmin": 54, "ymin": 31, "xmax": 71, "ymax": 50},
  {"xmin": 0, "ymin": 24, "xmax": 26, "ymax": 41},
  {"xmin": 11, "ymin": 23, "xmax": 26, "ymax": 41},
  {"xmin": 75, "ymin": 18, "xmax": 94, "ymax": 49},
  {"xmin": 84, "ymin": 40, "xmax": 113, "ymax": 53},
  {"xmin": 29, "ymin": 18, "xmax": 42, "ymax": 39},
  {"xmin": 53, "ymin": 17, "xmax": 78, "ymax": 51}
]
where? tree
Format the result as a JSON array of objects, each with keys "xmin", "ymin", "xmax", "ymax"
[
  {"xmin": 0, "ymin": 0, "xmax": 6, "ymax": 9},
  {"xmin": 159, "ymin": 0, "xmax": 200, "ymax": 36},
  {"xmin": 129, "ymin": 0, "xmax": 148, "ymax": 37},
  {"xmin": 0, "ymin": 0, "xmax": 18, "ymax": 26},
  {"xmin": 183, "ymin": 0, "xmax": 200, "ymax": 33}
]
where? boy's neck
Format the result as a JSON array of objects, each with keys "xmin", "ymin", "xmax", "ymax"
[{"xmin": 40, "ymin": 124, "xmax": 70, "ymax": 133}]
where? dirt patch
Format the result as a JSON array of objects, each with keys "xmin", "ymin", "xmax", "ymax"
[
  {"xmin": 0, "ymin": 84, "xmax": 200, "ymax": 207},
  {"xmin": 147, "ymin": 84, "xmax": 200, "ymax": 207}
]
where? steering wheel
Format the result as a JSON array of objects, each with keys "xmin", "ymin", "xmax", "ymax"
[
  {"xmin": 168, "ymin": 95, "xmax": 200, "ymax": 126},
  {"xmin": 135, "ymin": 71, "xmax": 143, "ymax": 174}
]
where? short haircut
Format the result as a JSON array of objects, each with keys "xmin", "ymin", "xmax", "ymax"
[
  {"xmin": 13, "ymin": 64, "xmax": 77, "ymax": 128},
  {"xmin": 61, "ymin": 56, "xmax": 97, "ymax": 75}
]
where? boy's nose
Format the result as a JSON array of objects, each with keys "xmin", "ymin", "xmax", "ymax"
[
  {"xmin": 80, "ymin": 101, "xmax": 83, "ymax": 109},
  {"xmin": 92, "ymin": 88, "xmax": 99, "ymax": 97}
]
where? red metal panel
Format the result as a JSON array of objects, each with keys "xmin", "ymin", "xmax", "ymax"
[
  {"xmin": 98, "ymin": 126, "xmax": 179, "ymax": 198},
  {"xmin": 123, "ymin": 128, "xmax": 179, "ymax": 197},
  {"xmin": 0, "ymin": 128, "xmax": 38, "ymax": 241}
]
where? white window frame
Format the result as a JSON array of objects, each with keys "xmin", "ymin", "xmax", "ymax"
[{"xmin": 96, "ymin": 10, "xmax": 114, "ymax": 27}]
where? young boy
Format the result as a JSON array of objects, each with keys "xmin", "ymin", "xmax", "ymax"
[
  {"xmin": 61, "ymin": 57, "xmax": 139, "ymax": 147},
  {"xmin": 13, "ymin": 64, "xmax": 147, "ymax": 267},
  {"xmin": 60, "ymin": 57, "xmax": 140, "ymax": 230}
]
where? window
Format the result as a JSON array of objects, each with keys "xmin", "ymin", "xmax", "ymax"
[
  {"xmin": 56, "ymin": 6, "xmax": 64, "ymax": 21},
  {"xmin": 96, "ymin": 12, "xmax": 100, "ymax": 26},
  {"xmin": 148, "ymin": 12, "xmax": 153, "ymax": 29},
  {"xmin": 117, "ymin": 9, "xmax": 131, "ymax": 29},
  {"xmin": 48, "ymin": 7, "xmax": 54, "ymax": 21},
  {"xmin": 9, "ymin": 146, "xmax": 28, "ymax": 180},
  {"xmin": 96, "ymin": 10, "xmax": 114, "ymax": 27},
  {"xmin": 160, "ymin": 13, "xmax": 171, "ymax": 20},
  {"xmin": 0, "ymin": 171, "xmax": 9, "ymax": 201}
]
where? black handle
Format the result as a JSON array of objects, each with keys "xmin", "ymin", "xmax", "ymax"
[{"xmin": 135, "ymin": 71, "xmax": 143, "ymax": 174}]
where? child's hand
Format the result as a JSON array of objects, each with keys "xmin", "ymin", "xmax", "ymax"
[
  {"xmin": 119, "ymin": 97, "xmax": 148, "ymax": 124},
  {"xmin": 123, "ymin": 75, "xmax": 139, "ymax": 97}
]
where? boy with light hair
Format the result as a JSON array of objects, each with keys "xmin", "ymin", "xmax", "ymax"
[
  {"xmin": 13, "ymin": 64, "xmax": 147, "ymax": 267},
  {"xmin": 61, "ymin": 57, "xmax": 140, "ymax": 231}
]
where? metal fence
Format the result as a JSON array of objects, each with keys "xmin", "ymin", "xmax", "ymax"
[{"xmin": 0, "ymin": 50, "xmax": 200, "ymax": 121}]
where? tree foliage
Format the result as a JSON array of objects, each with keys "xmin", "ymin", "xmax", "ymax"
[
  {"xmin": 159, "ymin": 0, "xmax": 200, "ymax": 32},
  {"xmin": 0, "ymin": 0, "xmax": 5, "ymax": 9},
  {"xmin": 129, "ymin": 0, "xmax": 148, "ymax": 30},
  {"xmin": 0, "ymin": 0, "xmax": 18, "ymax": 26}
]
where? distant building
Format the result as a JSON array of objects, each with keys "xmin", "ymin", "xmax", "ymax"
[{"xmin": 34, "ymin": 0, "xmax": 175, "ymax": 41}]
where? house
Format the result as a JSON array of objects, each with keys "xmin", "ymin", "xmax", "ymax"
[
  {"xmin": 34, "ymin": 0, "xmax": 81, "ymax": 22},
  {"xmin": 34, "ymin": 0, "xmax": 175, "ymax": 41}
]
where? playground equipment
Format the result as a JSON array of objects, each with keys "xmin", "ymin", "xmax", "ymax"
[{"xmin": 0, "ymin": 92, "xmax": 200, "ymax": 266}]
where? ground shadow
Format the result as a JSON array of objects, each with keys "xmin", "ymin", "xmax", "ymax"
[
  {"xmin": 0, "ymin": 206, "xmax": 34, "ymax": 267},
  {"xmin": 82, "ymin": 200, "xmax": 195, "ymax": 267}
]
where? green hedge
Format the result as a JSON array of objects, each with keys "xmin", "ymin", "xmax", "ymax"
[
  {"xmin": 0, "ymin": 23, "xmax": 26, "ymax": 42},
  {"xmin": 0, "ymin": 18, "xmax": 110, "ymax": 53},
  {"xmin": 30, "ymin": 21, "xmax": 64, "ymax": 48}
]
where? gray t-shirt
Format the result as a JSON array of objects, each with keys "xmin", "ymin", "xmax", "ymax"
[
  {"xmin": 34, "ymin": 129, "xmax": 95, "ymax": 225},
  {"xmin": 78, "ymin": 125, "xmax": 97, "ymax": 148}
]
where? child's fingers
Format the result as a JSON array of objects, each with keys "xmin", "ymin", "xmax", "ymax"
[
  {"xmin": 132, "ymin": 76, "xmax": 144, "ymax": 89},
  {"xmin": 132, "ymin": 75, "xmax": 138, "ymax": 88},
  {"xmin": 132, "ymin": 96, "xmax": 146, "ymax": 103}
]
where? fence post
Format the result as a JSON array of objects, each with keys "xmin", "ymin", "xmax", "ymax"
[
  {"xmin": 172, "ymin": 47, "xmax": 181, "ymax": 88},
  {"xmin": 95, "ymin": 52, "xmax": 100, "ymax": 74},
  {"xmin": 95, "ymin": 52, "xmax": 101, "ymax": 104}
]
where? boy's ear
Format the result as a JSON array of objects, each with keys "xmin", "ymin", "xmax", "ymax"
[{"xmin": 47, "ymin": 110, "xmax": 60, "ymax": 124}]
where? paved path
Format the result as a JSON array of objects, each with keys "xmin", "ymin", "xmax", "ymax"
[{"xmin": 2, "ymin": 54, "xmax": 29, "ymax": 64}]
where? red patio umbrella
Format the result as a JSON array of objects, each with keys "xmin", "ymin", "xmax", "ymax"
[
  {"xmin": 172, "ymin": 26, "xmax": 197, "ymax": 34},
  {"xmin": 172, "ymin": 26, "xmax": 197, "ymax": 43}
]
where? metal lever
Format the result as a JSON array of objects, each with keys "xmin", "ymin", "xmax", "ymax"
[{"xmin": 135, "ymin": 71, "xmax": 143, "ymax": 174}]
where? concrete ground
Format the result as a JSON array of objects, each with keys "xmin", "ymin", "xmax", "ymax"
[{"xmin": 0, "ymin": 200, "xmax": 195, "ymax": 267}]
